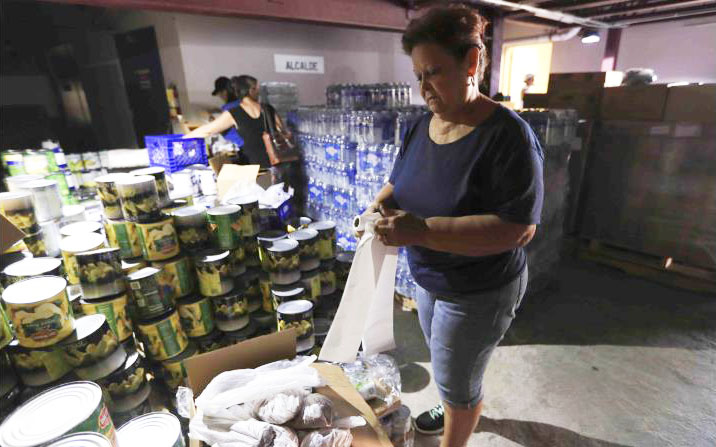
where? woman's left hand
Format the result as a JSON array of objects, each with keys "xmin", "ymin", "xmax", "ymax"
[{"xmin": 374, "ymin": 208, "xmax": 428, "ymax": 247}]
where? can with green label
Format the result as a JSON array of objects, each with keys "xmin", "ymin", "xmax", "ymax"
[
  {"xmin": 105, "ymin": 219, "xmax": 143, "ymax": 259},
  {"xmin": 2, "ymin": 150, "xmax": 26, "ymax": 176},
  {"xmin": 126, "ymin": 267, "xmax": 174, "ymax": 320},
  {"xmin": 153, "ymin": 255, "xmax": 195, "ymax": 299},
  {"xmin": 157, "ymin": 342, "xmax": 197, "ymax": 390},
  {"xmin": 135, "ymin": 218, "xmax": 180, "ymax": 262},
  {"xmin": 177, "ymin": 295, "xmax": 215, "ymax": 338},
  {"xmin": 80, "ymin": 293, "xmax": 134, "ymax": 342},
  {"xmin": 7, "ymin": 339, "xmax": 73, "ymax": 387},
  {"xmin": 136, "ymin": 309, "xmax": 188, "ymax": 361},
  {"xmin": 207, "ymin": 205, "xmax": 242, "ymax": 250}
]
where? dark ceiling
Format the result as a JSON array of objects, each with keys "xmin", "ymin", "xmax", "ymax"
[{"xmin": 397, "ymin": 0, "xmax": 716, "ymax": 28}]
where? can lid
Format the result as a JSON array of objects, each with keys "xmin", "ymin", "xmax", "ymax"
[
  {"xmin": 130, "ymin": 167, "xmax": 165, "ymax": 177},
  {"xmin": 1, "ymin": 275, "xmax": 67, "ymax": 305},
  {"xmin": 277, "ymin": 299, "xmax": 313, "ymax": 315},
  {"xmin": 267, "ymin": 239, "xmax": 299, "ymax": 254},
  {"xmin": 59, "ymin": 314, "xmax": 108, "ymax": 346},
  {"xmin": 102, "ymin": 350, "xmax": 141, "ymax": 383},
  {"xmin": 171, "ymin": 205, "xmax": 205, "ymax": 218},
  {"xmin": 3, "ymin": 257, "xmax": 62, "ymax": 278},
  {"xmin": 22, "ymin": 179, "xmax": 57, "ymax": 190},
  {"xmin": 127, "ymin": 266, "xmax": 161, "ymax": 282},
  {"xmin": 257, "ymin": 230, "xmax": 287, "ymax": 244},
  {"xmin": 309, "ymin": 220, "xmax": 336, "ymax": 231},
  {"xmin": 195, "ymin": 249, "xmax": 231, "ymax": 264},
  {"xmin": 60, "ymin": 221, "xmax": 103, "ymax": 237},
  {"xmin": 115, "ymin": 175, "xmax": 155, "ymax": 187},
  {"xmin": 75, "ymin": 247, "xmax": 120, "ymax": 263},
  {"xmin": 227, "ymin": 195, "xmax": 258, "ymax": 206},
  {"xmin": 62, "ymin": 204, "xmax": 86, "ymax": 218},
  {"xmin": 117, "ymin": 412, "xmax": 183, "ymax": 446},
  {"xmin": 46, "ymin": 432, "xmax": 113, "ymax": 447},
  {"xmin": 207, "ymin": 204, "xmax": 240, "ymax": 216},
  {"xmin": 0, "ymin": 381, "xmax": 104, "ymax": 447},
  {"xmin": 0, "ymin": 191, "xmax": 32, "ymax": 203},
  {"xmin": 272, "ymin": 285, "xmax": 305, "ymax": 298},
  {"xmin": 336, "ymin": 251, "xmax": 355, "ymax": 264},
  {"xmin": 59, "ymin": 233, "xmax": 105, "ymax": 254},
  {"xmin": 94, "ymin": 173, "xmax": 133, "ymax": 185},
  {"xmin": 288, "ymin": 229, "xmax": 318, "ymax": 243}
]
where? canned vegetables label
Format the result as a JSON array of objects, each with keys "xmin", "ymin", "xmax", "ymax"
[
  {"xmin": 62, "ymin": 324, "xmax": 118, "ymax": 368},
  {"xmin": 108, "ymin": 221, "xmax": 142, "ymax": 258},
  {"xmin": 278, "ymin": 310, "xmax": 314, "ymax": 341},
  {"xmin": 139, "ymin": 312, "xmax": 187, "ymax": 360},
  {"xmin": 0, "ymin": 306, "xmax": 13, "ymax": 350},
  {"xmin": 62, "ymin": 251, "xmax": 81, "ymax": 285},
  {"xmin": 129, "ymin": 275, "xmax": 173, "ymax": 320},
  {"xmin": 178, "ymin": 298, "xmax": 215, "ymax": 337},
  {"xmin": 161, "ymin": 359, "xmax": 187, "ymax": 389},
  {"xmin": 176, "ymin": 224, "xmax": 210, "ymax": 250},
  {"xmin": 208, "ymin": 213, "xmax": 242, "ymax": 249},
  {"xmin": 97, "ymin": 182, "xmax": 123, "ymax": 219},
  {"xmin": 9, "ymin": 347, "xmax": 72, "ymax": 381},
  {"xmin": 317, "ymin": 238, "xmax": 336, "ymax": 260},
  {"xmin": 137, "ymin": 221, "xmax": 180, "ymax": 261},
  {"xmin": 73, "ymin": 402, "xmax": 118, "ymax": 445},
  {"xmin": 156, "ymin": 258, "xmax": 194, "ymax": 298},
  {"xmin": 213, "ymin": 294, "xmax": 248, "ymax": 321},
  {"xmin": 320, "ymin": 270, "xmax": 336, "ymax": 293},
  {"xmin": 106, "ymin": 365, "xmax": 145, "ymax": 398},
  {"xmin": 196, "ymin": 262, "xmax": 232, "ymax": 297},
  {"xmin": 303, "ymin": 275, "xmax": 321, "ymax": 302},
  {"xmin": 9, "ymin": 298, "xmax": 73, "ymax": 348},
  {"xmin": 81, "ymin": 295, "xmax": 133, "ymax": 341},
  {"xmin": 120, "ymin": 187, "xmax": 160, "ymax": 222},
  {"xmin": 24, "ymin": 233, "xmax": 47, "ymax": 257},
  {"xmin": 260, "ymin": 279, "xmax": 273, "ymax": 312},
  {"xmin": 2, "ymin": 206, "xmax": 38, "ymax": 234}
]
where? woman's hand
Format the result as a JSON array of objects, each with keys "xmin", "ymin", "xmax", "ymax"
[
  {"xmin": 374, "ymin": 207, "xmax": 428, "ymax": 247},
  {"xmin": 354, "ymin": 202, "xmax": 382, "ymax": 239}
]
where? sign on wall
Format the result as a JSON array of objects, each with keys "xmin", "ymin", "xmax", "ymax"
[{"xmin": 274, "ymin": 54, "xmax": 325, "ymax": 74}]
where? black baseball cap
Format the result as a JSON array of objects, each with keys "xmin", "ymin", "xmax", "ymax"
[{"xmin": 212, "ymin": 76, "xmax": 231, "ymax": 95}]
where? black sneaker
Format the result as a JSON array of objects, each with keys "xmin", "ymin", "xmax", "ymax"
[{"xmin": 413, "ymin": 403, "xmax": 444, "ymax": 435}]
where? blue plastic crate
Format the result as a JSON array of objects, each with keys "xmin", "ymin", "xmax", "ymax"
[{"xmin": 145, "ymin": 134, "xmax": 208, "ymax": 173}]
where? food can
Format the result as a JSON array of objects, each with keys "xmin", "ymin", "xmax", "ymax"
[
  {"xmin": 130, "ymin": 167, "xmax": 170, "ymax": 207},
  {"xmin": 7, "ymin": 339, "xmax": 73, "ymax": 387},
  {"xmin": 60, "ymin": 221, "xmax": 104, "ymax": 238},
  {"xmin": 82, "ymin": 152, "xmax": 101, "ymax": 170},
  {"xmin": 121, "ymin": 336, "xmax": 137, "ymax": 356},
  {"xmin": 23, "ymin": 230, "xmax": 47, "ymax": 257},
  {"xmin": 229, "ymin": 246, "xmax": 247, "ymax": 277},
  {"xmin": 136, "ymin": 309, "xmax": 188, "ymax": 361},
  {"xmin": 46, "ymin": 432, "xmax": 114, "ymax": 447},
  {"xmin": 285, "ymin": 216, "xmax": 312, "ymax": 233},
  {"xmin": 335, "ymin": 251, "xmax": 354, "ymax": 290},
  {"xmin": 244, "ymin": 269, "xmax": 262, "ymax": 313},
  {"xmin": 135, "ymin": 217, "xmax": 180, "ymax": 262},
  {"xmin": 0, "ymin": 191, "xmax": 38, "ymax": 234},
  {"xmin": 177, "ymin": 295, "xmax": 215, "ymax": 338},
  {"xmin": 271, "ymin": 284, "xmax": 307, "ymax": 309},
  {"xmin": 221, "ymin": 320, "xmax": 257, "ymax": 345},
  {"xmin": 68, "ymin": 285, "xmax": 84, "ymax": 318},
  {"xmin": 109, "ymin": 390, "xmax": 152, "ymax": 428},
  {"xmin": 256, "ymin": 230, "xmax": 287, "ymax": 271},
  {"xmin": 121, "ymin": 258, "xmax": 146, "ymax": 276},
  {"xmin": 171, "ymin": 206, "xmax": 210, "ymax": 251},
  {"xmin": 300, "ymin": 269, "xmax": 321, "ymax": 303},
  {"xmin": 0, "ymin": 381, "xmax": 118, "ymax": 447},
  {"xmin": 157, "ymin": 343, "xmax": 197, "ymax": 390},
  {"xmin": 60, "ymin": 233, "xmax": 107, "ymax": 285},
  {"xmin": 211, "ymin": 290, "xmax": 249, "ymax": 332},
  {"xmin": 105, "ymin": 218, "xmax": 143, "ymax": 259},
  {"xmin": 126, "ymin": 267, "xmax": 174, "ymax": 320},
  {"xmin": 107, "ymin": 379, "xmax": 151, "ymax": 417},
  {"xmin": 67, "ymin": 153, "xmax": 83, "ymax": 172},
  {"xmin": 192, "ymin": 329, "xmax": 225, "ymax": 353},
  {"xmin": 115, "ymin": 175, "xmax": 161, "ymax": 223},
  {"xmin": 309, "ymin": 221, "xmax": 337, "ymax": 260},
  {"xmin": 58, "ymin": 314, "xmax": 127, "ymax": 381},
  {"xmin": 288, "ymin": 228, "xmax": 321, "ymax": 272},
  {"xmin": 61, "ymin": 204, "xmax": 86, "ymax": 223},
  {"xmin": 251, "ymin": 310, "xmax": 276, "ymax": 331},
  {"xmin": 227, "ymin": 195, "xmax": 260, "ymax": 236},
  {"xmin": 2, "ymin": 257, "xmax": 62, "ymax": 289},
  {"xmin": 276, "ymin": 300, "xmax": 315, "ymax": 353},
  {"xmin": 207, "ymin": 205, "xmax": 242, "ymax": 250},
  {"xmin": 194, "ymin": 250, "xmax": 234, "ymax": 297},
  {"xmin": 162, "ymin": 199, "xmax": 190, "ymax": 216},
  {"xmin": 80, "ymin": 293, "xmax": 133, "ymax": 342},
  {"xmin": 5, "ymin": 174, "xmax": 43, "ymax": 192},
  {"xmin": 319, "ymin": 259, "xmax": 337, "ymax": 296},
  {"xmin": 314, "ymin": 318, "xmax": 331, "ymax": 346},
  {"xmin": 20, "ymin": 179, "xmax": 63, "ymax": 222},
  {"xmin": 76, "ymin": 248, "xmax": 125, "ymax": 300},
  {"xmin": 1, "ymin": 276, "xmax": 74, "ymax": 348},
  {"xmin": 153, "ymin": 256, "xmax": 195, "ymax": 299},
  {"xmin": 0, "ymin": 306, "xmax": 13, "ymax": 350},
  {"xmin": 97, "ymin": 351, "xmax": 145, "ymax": 402},
  {"xmin": 259, "ymin": 271, "xmax": 273, "ymax": 312},
  {"xmin": 2, "ymin": 150, "xmax": 25, "ymax": 176},
  {"xmin": 39, "ymin": 219, "xmax": 62, "ymax": 257},
  {"xmin": 117, "ymin": 412, "xmax": 184, "ymax": 447},
  {"xmin": 22, "ymin": 150, "xmax": 49, "ymax": 175},
  {"xmin": 242, "ymin": 236, "xmax": 261, "ymax": 268},
  {"xmin": 266, "ymin": 239, "xmax": 301, "ymax": 285}
]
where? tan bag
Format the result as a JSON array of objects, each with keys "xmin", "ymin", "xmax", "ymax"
[{"xmin": 262, "ymin": 105, "xmax": 299, "ymax": 166}]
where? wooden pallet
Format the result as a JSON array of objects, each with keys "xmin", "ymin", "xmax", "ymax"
[{"xmin": 577, "ymin": 239, "xmax": 716, "ymax": 295}]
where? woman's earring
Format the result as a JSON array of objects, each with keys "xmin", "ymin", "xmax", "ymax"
[{"xmin": 468, "ymin": 76, "xmax": 475, "ymax": 87}]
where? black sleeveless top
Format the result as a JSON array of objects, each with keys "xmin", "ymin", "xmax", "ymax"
[{"xmin": 229, "ymin": 104, "xmax": 274, "ymax": 168}]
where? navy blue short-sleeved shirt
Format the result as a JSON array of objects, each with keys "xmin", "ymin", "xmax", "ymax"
[{"xmin": 389, "ymin": 105, "xmax": 544, "ymax": 296}]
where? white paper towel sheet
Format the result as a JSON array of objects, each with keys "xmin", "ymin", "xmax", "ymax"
[{"xmin": 319, "ymin": 213, "xmax": 398, "ymax": 363}]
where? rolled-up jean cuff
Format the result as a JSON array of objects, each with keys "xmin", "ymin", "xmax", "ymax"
[{"xmin": 443, "ymin": 395, "xmax": 483, "ymax": 410}]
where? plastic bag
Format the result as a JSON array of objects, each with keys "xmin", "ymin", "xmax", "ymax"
[
  {"xmin": 253, "ymin": 390, "xmax": 308, "ymax": 425},
  {"xmin": 299, "ymin": 429, "xmax": 353, "ymax": 447},
  {"xmin": 289, "ymin": 394, "xmax": 334, "ymax": 430},
  {"xmin": 340, "ymin": 354, "xmax": 401, "ymax": 408}
]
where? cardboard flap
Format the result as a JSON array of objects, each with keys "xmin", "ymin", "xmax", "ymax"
[
  {"xmin": 184, "ymin": 331, "xmax": 297, "ymax": 395},
  {"xmin": 0, "ymin": 214, "xmax": 26, "ymax": 253},
  {"xmin": 216, "ymin": 163, "xmax": 260, "ymax": 200}
]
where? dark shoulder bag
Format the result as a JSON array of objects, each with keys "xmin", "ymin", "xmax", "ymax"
[{"xmin": 261, "ymin": 105, "xmax": 299, "ymax": 165}]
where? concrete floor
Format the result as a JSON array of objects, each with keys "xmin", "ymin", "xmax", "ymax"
[{"xmin": 391, "ymin": 258, "xmax": 716, "ymax": 447}]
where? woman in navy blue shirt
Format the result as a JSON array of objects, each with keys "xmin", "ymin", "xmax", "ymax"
[{"xmin": 368, "ymin": 5, "xmax": 544, "ymax": 446}]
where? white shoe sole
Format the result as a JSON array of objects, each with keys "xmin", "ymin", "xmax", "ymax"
[{"xmin": 412, "ymin": 418, "xmax": 444, "ymax": 436}]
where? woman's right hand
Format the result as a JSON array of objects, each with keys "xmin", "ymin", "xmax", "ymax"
[{"xmin": 354, "ymin": 202, "xmax": 381, "ymax": 239}]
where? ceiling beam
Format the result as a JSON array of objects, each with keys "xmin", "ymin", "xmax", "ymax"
[
  {"xmin": 469, "ymin": 0, "xmax": 618, "ymax": 27},
  {"xmin": 613, "ymin": 6, "xmax": 716, "ymax": 25},
  {"xmin": 585, "ymin": 1, "xmax": 716, "ymax": 20}
]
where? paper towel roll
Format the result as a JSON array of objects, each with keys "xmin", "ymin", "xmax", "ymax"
[{"xmin": 353, "ymin": 212, "xmax": 381, "ymax": 233}]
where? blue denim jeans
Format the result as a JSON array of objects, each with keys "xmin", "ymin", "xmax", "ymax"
[{"xmin": 415, "ymin": 266, "xmax": 528, "ymax": 409}]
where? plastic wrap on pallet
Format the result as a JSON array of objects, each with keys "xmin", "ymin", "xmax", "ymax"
[{"xmin": 578, "ymin": 121, "xmax": 716, "ymax": 270}]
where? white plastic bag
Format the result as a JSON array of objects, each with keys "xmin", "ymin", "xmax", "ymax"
[
  {"xmin": 289, "ymin": 394, "xmax": 334, "ymax": 430},
  {"xmin": 299, "ymin": 429, "xmax": 353, "ymax": 447},
  {"xmin": 253, "ymin": 390, "xmax": 308, "ymax": 425}
]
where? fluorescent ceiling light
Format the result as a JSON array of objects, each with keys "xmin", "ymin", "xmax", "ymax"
[{"xmin": 581, "ymin": 29, "xmax": 601, "ymax": 43}]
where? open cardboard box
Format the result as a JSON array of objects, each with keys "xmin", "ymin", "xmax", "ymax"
[{"xmin": 183, "ymin": 331, "xmax": 393, "ymax": 447}]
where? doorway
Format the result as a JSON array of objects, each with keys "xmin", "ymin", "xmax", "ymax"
[{"xmin": 499, "ymin": 41, "xmax": 553, "ymax": 109}]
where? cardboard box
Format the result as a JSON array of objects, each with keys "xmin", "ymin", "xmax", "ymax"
[
  {"xmin": 0, "ymin": 214, "xmax": 25, "ymax": 253},
  {"xmin": 184, "ymin": 331, "xmax": 393, "ymax": 447},
  {"xmin": 601, "ymin": 85, "xmax": 669, "ymax": 121},
  {"xmin": 663, "ymin": 84, "xmax": 716, "ymax": 124},
  {"xmin": 523, "ymin": 93, "xmax": 548, "ymax": 109},
  {"xmin": 547, "ymin": 72, "xmax": 606, "ymax": 119}
]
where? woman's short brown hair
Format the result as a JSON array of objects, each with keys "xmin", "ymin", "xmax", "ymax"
[{"xmin": 402, "ymin": 4, "xmax": 489, "ymax": 81}]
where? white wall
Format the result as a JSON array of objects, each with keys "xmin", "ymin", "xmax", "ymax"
[{"xmin": 172, "ymin": 14, "xmax": 419, "ymax": 118}]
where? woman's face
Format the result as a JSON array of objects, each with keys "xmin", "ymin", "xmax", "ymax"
[
  {"xmin": 249, "ymin": 82, "xmax": 260, "ymax": 102},
  {"xmin": 411, "ymin": 43, "xmax": 471, "ymax": 116}
]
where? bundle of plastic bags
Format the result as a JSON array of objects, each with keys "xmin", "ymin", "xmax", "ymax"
[{"xmin": 340, "ymin": 354, "xmax": 401, "ymax": 411}]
